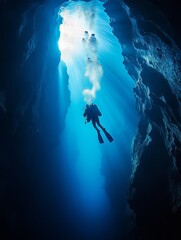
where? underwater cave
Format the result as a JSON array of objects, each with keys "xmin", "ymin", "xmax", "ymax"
[{"xmin": 1, "ymin": 0, "xmax": 181, "ymax": 240}]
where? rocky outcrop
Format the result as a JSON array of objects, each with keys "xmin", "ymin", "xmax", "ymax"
[{"xmin": 104, "ymin": 0, "xmax": 181, "ymax": 239}]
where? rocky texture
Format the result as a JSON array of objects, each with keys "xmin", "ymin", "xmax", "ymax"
[
  {"xmin": 104, "ymin": 0, "xmax": 181, "ymax": 239},
  {"xmin": 0, "ymin": 1, "xmax": 70, "ymax": 239}
]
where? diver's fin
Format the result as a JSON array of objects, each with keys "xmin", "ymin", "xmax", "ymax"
[
  {"xmin": 103, "ymin": 129, "xmax": 114, "ymax": 142},
  {"xmin": 98, "ymin": 132, "xmax": 104, "ymax": 144}
]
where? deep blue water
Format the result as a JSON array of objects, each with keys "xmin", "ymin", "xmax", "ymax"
[{"xmin": 57, "ymin": 0, "xmax": 138, "ymax": 238}]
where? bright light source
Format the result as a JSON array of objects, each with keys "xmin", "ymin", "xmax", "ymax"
[
  {"xmin": 58, "ymin": 2, "xmax": 103, "ymax": 104},
  {"xmin": 58, "ymin": 6, "xmax": 93, "ymax": 63}
]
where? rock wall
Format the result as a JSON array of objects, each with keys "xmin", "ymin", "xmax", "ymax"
[
  {"xmin": 0, "ymin": 1, "xmax": 70, "ymax": 239},
  {"xmin": 104, "ymin": 0, "xmax": 181, "ymax": 239}
]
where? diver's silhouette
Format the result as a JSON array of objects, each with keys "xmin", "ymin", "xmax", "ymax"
[{"xmin": 83, "ymin": 103, "xmax": 113, "ymax": 143}]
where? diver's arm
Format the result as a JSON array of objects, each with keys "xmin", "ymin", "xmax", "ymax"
[{"xmin": 83, "ymin": 108, "xmax": 87, "ymax": 117}]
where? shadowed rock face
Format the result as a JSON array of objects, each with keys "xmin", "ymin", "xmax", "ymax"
[
  {"xmin": 1, "ymin": 1, "xmax": 70, "ymax": 239},
  {"xmin": 0, "ymin": 0, "xmax": 181, "ymax": 239},
  {"xmin": 104, "ymin": 0, "xmax": 181, "ymax": 239}
]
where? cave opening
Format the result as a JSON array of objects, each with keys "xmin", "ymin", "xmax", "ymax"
[
  {"xmin": 1, "ymin": 0, "xmax": 181, "ymax": 239},
  {"xmin": 56, "ymin": 0, "xmax": 139, "ymax": 239}
]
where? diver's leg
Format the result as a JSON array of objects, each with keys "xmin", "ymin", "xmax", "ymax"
[
  {"xmin": 92, "ymin": 120, "xmax": 104, "ymax": 143},
  {"xmin": 97, "ymin": 118, "xmax": 114, "ymax": 142},
  {"xmin": 92, "ymin": 120, "xmax": 100, "ymax": 132},
  {"xmin": 96, "ymin": 117, "xmax": 105, "ymax": 131}
]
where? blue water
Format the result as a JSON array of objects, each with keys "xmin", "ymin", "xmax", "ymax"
[{"xmin": 57, "ymin": 0, "xmax": 138, "ymax": 238}]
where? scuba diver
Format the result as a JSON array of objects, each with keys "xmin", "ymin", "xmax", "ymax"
[{"xmin": 83, "ymin": 103, "xmax": 113, "ymax": 144}]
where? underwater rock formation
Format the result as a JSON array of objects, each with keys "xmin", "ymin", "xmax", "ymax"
[
  {"xmin": 1, "ymin": 1, "xmax": 70, "ymax": 239},
  {"xmin": 104, "ymin": 0, "xmax": 181, "ymax": 239}
]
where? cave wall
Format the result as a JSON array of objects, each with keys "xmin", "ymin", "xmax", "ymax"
[
  {"xmin": 104, "ymin": 0, "xmax": 181, "ymax": 239},
  {"xmin": 0, "ymin": 0, "xmax": 71, "ymax": 239}
]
